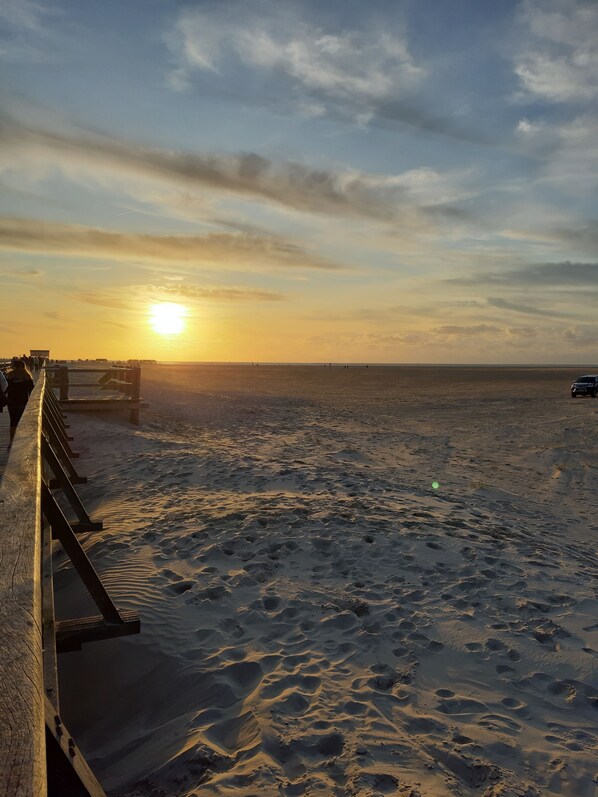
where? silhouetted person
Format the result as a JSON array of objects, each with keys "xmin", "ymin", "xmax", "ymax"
[
  {"xmin": 6, "ymin": 357, "xmax": 34, "ymax": 449},
  {"xmin": 0, "ymin": 368, "xmax": 7, "ymax": 413}
]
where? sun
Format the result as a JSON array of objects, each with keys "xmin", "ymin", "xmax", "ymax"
[{"xmin": 149, "ymin": 302, "xmax": 187, "ymax": 335}]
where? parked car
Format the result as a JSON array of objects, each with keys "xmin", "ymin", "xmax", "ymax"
[{"xmin": 570, "ymin": 375, "xmax": 598, "ymax": 397}]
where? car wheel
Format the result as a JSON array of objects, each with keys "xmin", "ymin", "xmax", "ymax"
[{"xmin": 571, "ymin": 393, "xmax": 577, "ymax": 398}]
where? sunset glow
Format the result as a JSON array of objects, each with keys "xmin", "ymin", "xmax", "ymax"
[
  {"xmin": 1, "ymin": 1, "xmax": 596, "ymax": 362},
  {"xmin": 149, "ymin": 303, "xmax": 187, "ymax": 336}
]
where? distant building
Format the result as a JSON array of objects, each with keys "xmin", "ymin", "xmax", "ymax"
[{"xmin": 30, "ymin": 349, "xmax": 50, "ymax": 359}]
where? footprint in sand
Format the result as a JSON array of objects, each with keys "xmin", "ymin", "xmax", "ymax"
[
  {"xmin": 164, "ymin": 579, "xmax": 194, "ymax": 595},
  {"xmin": 276, "ymin": 691, "xmax": 312, "ymax": 715},
  {"xmin": 261, "ymin": 673, "xmax": 321, "ymax": 700},
  {"xmin": 464, "ymin": 642, "xmax": 485, "ymax": 654},
  {"xmin": 485, "ymin": 637, "xmax": 507, "ymax": 652},
  {"xmin": 501, "ymin": 696, "xmax": 531, "ymax": 718},
  {"xmin": 219, "ymin": 660, "xmax": 264, "ymax": 694},
  {"xmin": 408, "ymin": 631, "xmax": 444, "ymax": 654},
  {"xmin": 437, "ymin": 696, "xmax": 488, "ymax": 715},
  {"xmin": 478, "ymin": 713, "xmax": 522, "ymax": 735}
]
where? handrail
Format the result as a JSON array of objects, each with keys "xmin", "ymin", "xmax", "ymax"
[
  {"xmin": 0, "ymin": 370, "xmax": 140, "ymax": 795},
  {"xmin": 0, "ymin": 373, "xmax": 46, "ymax": 796}
]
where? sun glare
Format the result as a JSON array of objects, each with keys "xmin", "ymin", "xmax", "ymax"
[{"xmin": 149, "ymin": 302, "xmax": 187, "ymax": 335}]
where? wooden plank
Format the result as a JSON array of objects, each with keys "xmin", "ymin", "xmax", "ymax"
[
  {"xmin": 43, "ymin": 388, "xmax": 67, "ymax": 420},
  {"xmin": 0, "ymin": 375, "xmax": 47, "ymax": 797},
  {"xmin": 42, "ymin": 419, "xmax": 85, "ymax": 484},
  {"xmin": 56, "ymin": 611, "xmax": 140, "ymax": 652},
  {"xmin": 45, "ymin": 699, "xmax": 108, "ymax": 797},
  {"xmin": 130, "ymin": 367, "xmax": 141, "ymax": 425},
  {"xmin": 100, "ymin": 379, "xmax": 132, "ymax": 388},
  {"xmin": 41, "ymin": 515, "xmax": 59, "ymax": 710},
  {"xmin": 42, "ymin": 413, "xmax": 79, "ymax": 459},
  {"xmin": 60, "ymin": 399, "xmax": 147, "ymax": 406},
  {"xmin": 41, "ymin": 486, "xmax": 122, "ymax": 625},
  {"xmin": 43, "ymin": 396, "xmax": 70, "ymax": 434},
  {"xmin": 68, "ymin": 383, "xmax": 111, "ymax": 388},
  {"xmin": 56, "ymin": 368, "xmax": 132, "ymax": 374},
  {"xmin": 42, "ymin": 437, "xmax": 101, "ymax": 532}
]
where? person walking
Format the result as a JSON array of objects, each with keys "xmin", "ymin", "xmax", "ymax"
[
  {"xmin": 6, "ymin": 357, "xmax": 34, "ymax": 449},
  {"xmin": 0, "ymin": 368, "xmax": 7, "ymax": 413}
]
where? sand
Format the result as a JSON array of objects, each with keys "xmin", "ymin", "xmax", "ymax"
[{"xmin": 54, "ymin": 365, "xmax": 598, "ymax": 797}]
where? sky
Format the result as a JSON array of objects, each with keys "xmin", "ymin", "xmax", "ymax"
[{"xmin": 0, "ymin": 0, "xmax": 596, "ymax": 363}]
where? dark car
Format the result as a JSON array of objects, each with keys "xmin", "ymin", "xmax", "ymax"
[{"xmin": 571, "ymin": 375, "xmax": 598, "ymax": 398}]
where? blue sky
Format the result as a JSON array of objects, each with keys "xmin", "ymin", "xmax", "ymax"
[{"xmin": 0, "ymin": 0, "xmax": 596, "ymax": 362}]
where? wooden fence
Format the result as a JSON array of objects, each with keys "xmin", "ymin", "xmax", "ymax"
[
  {"xmin": 0, "ymin": 371, "xmax": 140, "ymax": 796},
  {"xmin": 46, "ymin": 365, "xmax": 146, "ymax": 425}
]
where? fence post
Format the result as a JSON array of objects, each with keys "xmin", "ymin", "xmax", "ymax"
[
  {"xmin": 59, "ymin": 366, "xmax": 69, "ymax": 401},
  {"xmin": 130, "ymin": 367, "xmax": 141, "ymax": 425}
]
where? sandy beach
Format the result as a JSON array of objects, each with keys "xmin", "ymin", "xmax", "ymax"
[{"xmin": 53, "ymin": 365, "xmax": 598, "ymax": 797}]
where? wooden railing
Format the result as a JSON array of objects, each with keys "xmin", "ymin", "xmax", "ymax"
[
  {"xmin": 0, "ymin": 372, "xmax": 140, "ymax": 796},
  {"xmin": 0, "ymin": 370, "xmax": 45, "ymax": 795},
  {"xmin": 46, "ymin": 365, "xmax": 145, "ymax": 425}
]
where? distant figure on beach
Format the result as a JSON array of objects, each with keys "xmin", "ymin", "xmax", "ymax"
[{"xmin": 6, "ymin": 357, "xmax": 34, "ymax": 449}]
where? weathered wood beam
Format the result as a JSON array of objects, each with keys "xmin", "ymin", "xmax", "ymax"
[
  {"xmin": 56, "ymin": 610, "xmax": 140, "ymax": 652},
  {"xmin": 0, "ymin": 375, "xmax": 47, "ymax": 797},
  {"xmin": 42, "ymin": 436, "xmax": 102, "ymax": 534},
  {"xmin": 42, "ymin": 418, "xmax": 86, "ymax": 485},
  {"xmin": 41, "ymin": 485, "xmax": 122, "ymax": 625},
  {"xmin": 45, "ymin": 699, "xmax": 107, "ymax": 797},
  {"xmin": 41, "ymin": 516, "xmax": 59, "ymax": 710}
]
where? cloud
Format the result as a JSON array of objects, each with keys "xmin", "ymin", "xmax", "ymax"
[
  {"xmin": 76, "ymin": 282, "xmax": 284, "ymax": 313},
  {"xmin": 562, "ymin": 325, "xmax": 598, "ymax": 346},
  {"xmin": 0, "ymin": 0, "xmax": 58, "ymax": 62},
  {"xmin": 0, "ymin": 265, "xmax": 43, "ymax": 277},
  {"xmin": 150, "ymin": 283, "xmax": 285, "ymax": 302},
  {"xmin": 451, "ymin": 261, "xmax": 598, "ymax": 288},
  {"xmin": 309, "ymin": 323, "xmax": 550, "ymax": 352},
  {"xmin": 514, "ymin": 0, "xmax": 598, "ymax": 103},
  {"xmin": 0, "ymin": 113, "xmax": 475, "ymax": 228},
  {"xmin": 165, "ymin": 4, "xmax": 504, "ymax": 147},
  {"xmin": 166, "ymin": 3, "xmax": 424, "ymax": 120},
  {"xmin": 75, "ymin": 291, "xmax": 132, "ymax": 310},
  {"xmin": 553, "ymin": 221, "xmax": 598, "ymax": 251},
  {"xmin": 506, "ymin": 326, "xmax": 538, "ymax": 338},
  {"xmin": 0, "ymin": 215, "xmax": 342, "ymax": 271},
  {"xmin": 487, "ymin": 296, "xmax": 566, "ymax": 318},
  {"xmin": 433, "ymin": 324, "xmax": 502, "ymax": 337},
  {"xmin": 542, "ymin": 115, "xmax": 598, "ymax": 193}
]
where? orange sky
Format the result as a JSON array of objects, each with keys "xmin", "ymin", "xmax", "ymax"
[{"xmin": 1, "ymin": 1, "xmax": 596, "ymax": 363}]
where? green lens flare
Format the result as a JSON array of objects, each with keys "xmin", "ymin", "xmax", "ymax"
[{"xmin": 432, "ymin": 481, "xmax": 439, "ymax": 489}]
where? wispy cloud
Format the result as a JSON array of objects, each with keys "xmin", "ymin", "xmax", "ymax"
[
  {"xmin": 434, "ymin": 324, "xmax": 502, "ymax": 337},
  {"xmin": 514, "ymin": 0, "xmax": 598, "ymax": 104},
  {"xmin": 150, "ymin": 283, "xmax": 285, "ymax": 302},
  {"xmin": 0, "ymin": 0, "xmax": 58, "ymax": 62},
  {"xmin": 0, "ymin": 265, "xmax": 43, "ymax": 277},
  {"xmin": 75, "ymin": 291, "xmax": 132, "ymax": 311},
  {"xmin": 316, "ymin": 319, "xmax": 598, "ymax": 356},
  {"xmin": 76, "ymin": 282, "xmax": 285, "ymax": 312},
  {"xmin": 0, "ymin": 215, "xmax": 342, "ymax": 272},
  {"xmin": 562, "ymin": 325, "xmax": 598, "ymax": 346},
  {"xmin": 166, "ymin": 3, "xmax": 423, "ymax": 121},
  {"xmin": 0, "ymin": 113, "xmax": 475, "ymax": 227},
  {"xmin": 487, "ymin": 296, "xmax": 567, "ymax": 318},
  {"xmin": 450, "ymin": 261, "xmax": 598, "ymax": 287}
]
